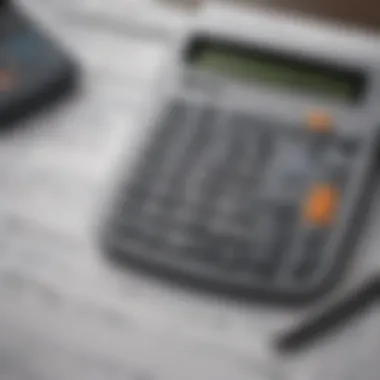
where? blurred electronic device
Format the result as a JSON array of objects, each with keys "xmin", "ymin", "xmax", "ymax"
[
  {"xmin": 0, "ymin": 0, "xmax": 77, "ymax": 125},
  {"xmin": 102, "ymin": 3, "xmax": 380, "ymax": 304}
]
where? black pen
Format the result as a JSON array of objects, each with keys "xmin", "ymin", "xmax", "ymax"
[{"xmin": 276, "ymin": 277, "xmax": 380, "ymax": 353}]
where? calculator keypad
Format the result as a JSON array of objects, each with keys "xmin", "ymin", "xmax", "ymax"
[{"xmin": 108, "ymin": 100, "xmax": 361, "ymax": 297}]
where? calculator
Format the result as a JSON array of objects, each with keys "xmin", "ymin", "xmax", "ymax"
[
  {"xmin": 102, "ymin": 5, "xmax": 380, "ymax": 303},
  {"xmin": 0, "ymin": 0, "xmax": 77, "ymax": 125}
]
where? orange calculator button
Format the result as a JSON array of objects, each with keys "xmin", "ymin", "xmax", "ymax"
[
  {"xmin": 0, "ymin": 70, "xmax": 15, "ymax": 93},
  {"xmin": 308, "ymin": 111, "xmax": 333, "ymax": 133},
  {"xmin": 304, "ymin": 184, "xmax": 340, "ymax": 225}
]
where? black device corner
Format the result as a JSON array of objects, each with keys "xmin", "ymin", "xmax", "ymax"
[{"xmin": 0, "ymin": 0, "xmax": 78, "ymax": 128}]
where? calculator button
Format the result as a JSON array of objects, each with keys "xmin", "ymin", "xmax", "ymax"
[
  {"xmin": 177, "ymin": 108, "xmax": 215, "ymax": 164},
  {"xmin": 322, "ymin": 150, "xmax": 350, "ymax": 186},
  {"xmin": 115, "ymin": 219, "xmax": 144, "ymax": 244},
  {"xmin": 145, "ymin": 234, "xmax": 167, "ymax": 250},
  {"xmin": 228, "ymin": 116, "xmax": 252, "ymax": 161},
  {"xmin": 187, "ymin": 222, "xmax": 211, "ymax": 242},
  {"xmin": 218, "ymin": 237, "xmax": 251, "ymax": 268},
  {"xmin": 159, "ymin": 107, "xmax": 216, "ymax": 193},
  {"xmin": 263, "ymin": 139, "xmax": 312, "ymax": 199},
  {"xmin": 269, "ymin": 207, "xmax": 296, "ymax": 269},
  {"xmin": 304, "ymin": 184, "xmax": 340, "ymax": 225},
  {"xmin": 307, "ymin": 111, "xmax": 333, "ymax": 133},
  {"xmin": 294, "ymin": 229, "xmax": 327, "ymax": 280},
  {"xmin": 128, "ymin": 180, "xmax": 150, "ymax": 200},
  {"xmin": 255, "ymin": 131, "xmax": 274, "ymax": 170},
  {"xmin": 163, "ymin": 195, "xmax": 183, "ymax": 210},
  {"xmin": 339, "ymin": 136, "xmax": 360, "ymax": 157},
  {"xmin": 231, "ymin": 114, "xmax": 272, "ymax": 170},
  {"xmin": 143, "ymin": 102, "xmax": 189, "ymax": 168},
  {"xmin": 119, "ymin": 199, "xmax": 144, "ymax": 221},
  {"xmin": 250, "ymin": 205, "xmax": 296, "ymax": 277},
  {"xmin": 184, "ymin": 225, "xmax": 216, "ymax": 261},
  {"xmin": 0, "ymin": 69, "xmax": 15, "ymax": 92},
  {"xmin": 142, "ymin": 217, "xmax": 174, "ymax": 249}
]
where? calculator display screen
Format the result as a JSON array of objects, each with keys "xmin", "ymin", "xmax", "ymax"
[{"xmin": 187, "ymin": 39, "xmax": 365, "ymax": 102}]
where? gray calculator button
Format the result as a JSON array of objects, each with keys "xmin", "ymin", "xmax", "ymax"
[
  {"xmin": 231, "ymin": 114, "xmax": 257, "ymax": 148},
  {"xmin": 163, "ymin": 195, "xmax": 183, "ymax": 210},
  {"xmin": 251, "ymin": 205, "xmax": 296, "ymax": 277},
  {"xmin": 146, "ymin": 230, "xmax": 171, "ymax": 251},
  {"xmin": 265, "ymin": 138, "xmax": 312, "ymax": 198},
  {"xmin": 226, "ymin": 239, "xmax": 252, "ymax": 270},
  {"xmin": 119, "ymin": 199, "xmax": 144, "ymax": 222},
  {"xmin": 132, "ymin": 101, "xmax": 191, "ymax": 194},
  {"xmin": 246, "ymin": 126, "xmax": 273, "ymax": 170},
  {"xmin": 200, "ymin": 236, "xmax": 237, "ymax": 269},
  {"xmin": 294, "ymin": 229, "xmax": 327, "ymax": 280},
  {"xmin": 168, "ymin": 107, "xmax": 216, "ymax": 188},
  {"xmin": 250, "ymin": 215, "xmax": 276, "ymax": 268},
  {"xmin": 193, "ymin": 108, "xmax": 216, "ymax": 145},
  {"xmin": 203, "ymin": 233, "xmax": 250, "ymax": 268},
  {"xmin": 144, "ymin": 101, "xmax": 189, "ymax": 163},
  {"xmin": 319, "ymin": 148, "xmax": 350, "ymax": 187},
  {"xmin": 115, "ymin": 220, "xmax": 143, "ymax": 244},
  {"xmin": 144, "ymin": 215, "xmax": 174, "ymax": 248},
  {"xmin": 183, "ymin": 224, "xmax": 214, "ymax": 261},
  {"xmin": 188, "ymin": 222, "xmax": 210, "ymax": 242},
  {"xmin": 308, "ymin": 130, "xmax": 333, "ymax": 153},
  {"xmin": 339, "ymin": 136, "xmax": 360, "ymax": 157},
  {"xmin": 257, "ymin": 131, "xmax": 274, "ymax": 165},
  {"xmin": 128, "ymin": 180, "xmax": 150, "ymax": 200}
]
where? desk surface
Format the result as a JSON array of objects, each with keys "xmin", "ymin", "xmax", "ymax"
[{"xmin": 1, "ymin": 1, "xmax": 380, "ymax": 379}]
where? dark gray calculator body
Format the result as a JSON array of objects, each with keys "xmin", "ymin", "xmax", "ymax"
[{"xmin": 103, "ymin": 7, "xmax": 380, "ymax": 303}]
